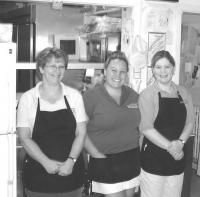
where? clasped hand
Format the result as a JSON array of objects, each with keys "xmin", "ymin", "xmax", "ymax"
[
  {"xmin": 43, "ymin": 159, "xmax": 74, "ymax": 176},
  {"xmin": 167, "ymin": 140, "xmax": 184, "ymax": 160}
]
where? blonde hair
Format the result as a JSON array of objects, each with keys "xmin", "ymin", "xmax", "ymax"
[{"xmin": 36, "ymin": 47, "xmax": 68, "ymax": 81}]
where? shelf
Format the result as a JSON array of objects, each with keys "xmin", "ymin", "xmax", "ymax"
[
  {"xmin": 16, "ymin": 62, "xmax": 104, "ymax": 70},
  {"xmin": 80, "ymin": 31, "xmax": 121, "ymax": 39},
  {"xmin": 85, "ymin": 8, "xmax": 121, "ymax": 17}
]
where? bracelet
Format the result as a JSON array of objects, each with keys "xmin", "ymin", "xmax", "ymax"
[
  {"xmin": 68, "ymin": 156, "xmax": 77, "ymax": 163},
  {"xmin": 177, "ymin": 138, "xmax": 185, "ymax": 145}
]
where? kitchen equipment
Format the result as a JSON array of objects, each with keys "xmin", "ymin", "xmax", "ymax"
[
  {"xmin": 0, "ymin": 42, "xmax": 16, "ymax": 197},
  {"xmin": 84, "ymin": 32, "xmax": 121, "ymax": 62}
]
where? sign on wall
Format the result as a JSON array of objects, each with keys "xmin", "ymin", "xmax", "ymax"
[{"xmin": 147, "ymin": 32, "xmax": 166, "ymax": 86}]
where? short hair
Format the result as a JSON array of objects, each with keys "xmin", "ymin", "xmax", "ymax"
[
  {"xmin": 105, "ymin": 51, "xmax": 129, "ymax": 71},
  {"xmin": 151, "ymin": 50, "xmax": 175, "ymax": 68},
  {"xmin": 36, "ymin": 47, "xmax": 68, "ymax": 80}
]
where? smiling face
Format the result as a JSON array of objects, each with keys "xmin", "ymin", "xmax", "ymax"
[
  {"xmin": 39, "ymin": 56, "xmax": 66, "ymax": 86},
  {"xmin": 152, "ymin": 57, "xmax": 175, "ymax": 86},
  {"xmin": 104, "ymin": 59, "xmax": 128, "ymax": 89}
]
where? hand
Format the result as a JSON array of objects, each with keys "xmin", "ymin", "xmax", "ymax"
[
  {"xmin": 42, "ymin": 159, "xmax": 62, "ymax": 174},
  {"xmin": 169, "ymin": 140, "xmax": 184, "ymax": 153},
  {"xmin": 167, "ymin": 140, "xmax": 184, "ymax": 160},
  {"xmin": 57, "ymin": 159, "xmax": 74, "ymax": 176},
  {"xmin": 171, "ymin": 149, "xmax": 184, "ymax": 160},
  {"xmin": 167, "ymin": 140, "xmax": 184, "ymax": 154}
]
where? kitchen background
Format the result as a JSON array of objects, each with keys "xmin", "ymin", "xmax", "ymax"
[{"xmin": 0, "ymin": 0, "xmax": 200, "ymax": 197}]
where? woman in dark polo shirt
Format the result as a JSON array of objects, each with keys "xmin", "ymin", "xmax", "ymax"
[
  {"xmin": 83, "ymin": 51, "xmax": 141, "ymax": 197},
  {"xmin": 139, "ymin": 50, "xmax": 195, "ymax": 197}
]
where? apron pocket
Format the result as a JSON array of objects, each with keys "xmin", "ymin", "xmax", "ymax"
[
  {"xmin": 23, "ymin": 155, "xmax": 85, "ymax": 192},
  {"xmin": 88, "ymin": 148, "xmax": 140, "ymax": 184},
  {"xmin": 141, "ymin": 140, "xmax": 185, "ymax": 176},
  {"xmin": 88, "ymin": 157, "xmax": 111, "ymax": 183}
]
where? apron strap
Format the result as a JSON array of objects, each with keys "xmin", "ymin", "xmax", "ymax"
[
  {"xmin": 37, "ymin": 98, "xmax": 40, "ymax": 111},
  {"xmin": 64, "ymin": 95, "xmax": 74, "ymax": 115},
  {"xmin": 158, "ymin": 91, "xmax": 184, "ymax": 104}
]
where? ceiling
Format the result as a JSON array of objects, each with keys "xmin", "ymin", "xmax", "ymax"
[
  {"xmin": 0, "ymin": 1, "xmax": 122, "ymax": 17},
  {"xmin": 0, "ymin": 1, "xmax": 199, "ymax": 32}
]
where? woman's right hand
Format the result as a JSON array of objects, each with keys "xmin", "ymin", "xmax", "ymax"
[{"xmin": 42, "ymin": 159, "xmax": 62, "ymax": 174}]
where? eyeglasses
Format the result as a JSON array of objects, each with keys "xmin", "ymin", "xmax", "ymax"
[{"xmin": 45, "ymin": 65, "xmax": 66, "ymax": 72}]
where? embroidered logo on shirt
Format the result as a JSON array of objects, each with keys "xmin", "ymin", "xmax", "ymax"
[{"xmin": 126, "ymin": 102, "xmax": 138, "ymax": 108}]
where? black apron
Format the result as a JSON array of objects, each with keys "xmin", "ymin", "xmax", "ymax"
[
  {"xmin": 141, "ymin": 91, "xmax": 187, "ymax": 176},
  {"xmin": 23, "ymin": 96, "xmax": 85, "ymax": 193},
  {"xmin": 88, "ymin": 147, "xmax": 140, "ymax": 184}
]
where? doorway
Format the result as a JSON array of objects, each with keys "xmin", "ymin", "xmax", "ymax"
[{"xmin": 180, "ymin": 11, "xmax": 200, "ymax": 197}]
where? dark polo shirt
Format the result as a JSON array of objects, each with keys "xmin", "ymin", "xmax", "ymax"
[{"xmin": 83, "ymin": 84, "xmax": 140, "ymax": 154}]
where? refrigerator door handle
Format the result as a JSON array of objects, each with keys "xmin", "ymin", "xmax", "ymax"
[
  {"xmin": 0, "ymin": 131, "xmax": 16, "ymax": 136},
  {"xmin": 7, "ymin": 133, "xmax": 16, "ymax": 197}
]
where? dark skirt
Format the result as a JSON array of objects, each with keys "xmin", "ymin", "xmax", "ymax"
[
  {"xmin": 88, "ymin": 147, "xmax": 140, "ymax": 184},
  {"xmin": 26, "ymin": 188, "xmax": 82, "ymax": 197}
]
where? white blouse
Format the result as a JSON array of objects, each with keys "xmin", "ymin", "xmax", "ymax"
[{"xmin": 17, "ymin": 82, "xmax": 88, "ymax": 134}]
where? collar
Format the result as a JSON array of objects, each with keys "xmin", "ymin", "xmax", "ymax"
[
  {"xmin": 35, "ymin": 81, "xmax": 66, "ymax": 98},
  {"xmin": 153, "ymin": 81, "xmax": 178, "ymax": 95},
  {"xmin": 100, "ymin": 83, "xmax": 129, "ymax": 105}
]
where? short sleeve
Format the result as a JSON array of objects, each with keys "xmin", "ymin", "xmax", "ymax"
[
  {"xmin": 183, "ymin": 88, "xmax": 195, "ymax": 125},
  {"xmin": 138, "ymin": 90, "xmax": 156, "ymax": 132},
  {"xmin": 82, "ymin": 89, "xmax": 96, "ymax": 119},
  {"xmin": 17, "ymin": 94, "xmax": 30, "ymax": 128},
  {"xmin": 73, "ymin": 91, "xmax": 88, "ymax": 123}
]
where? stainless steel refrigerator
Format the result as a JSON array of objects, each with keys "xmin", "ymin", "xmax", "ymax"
[{"xmin": 0, "ymin": 42, "xmax": 16, "ymax": 197}]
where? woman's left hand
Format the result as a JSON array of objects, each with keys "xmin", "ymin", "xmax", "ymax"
[
  {"xmin": 167, "ymin": 140, "xmax": 184, "ymax": 160},
  {"xmin": 57, "ymin": 159, "xmax": 74, "ymax": 176}
]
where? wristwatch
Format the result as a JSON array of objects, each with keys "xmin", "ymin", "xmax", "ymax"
[
  {"xmin": 68, "ymin": 156, "xmax": 77, "ymax": 163},
  {"xmin": 178, "ymin": 138, "xmax": 186, "ymax": 145}
]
